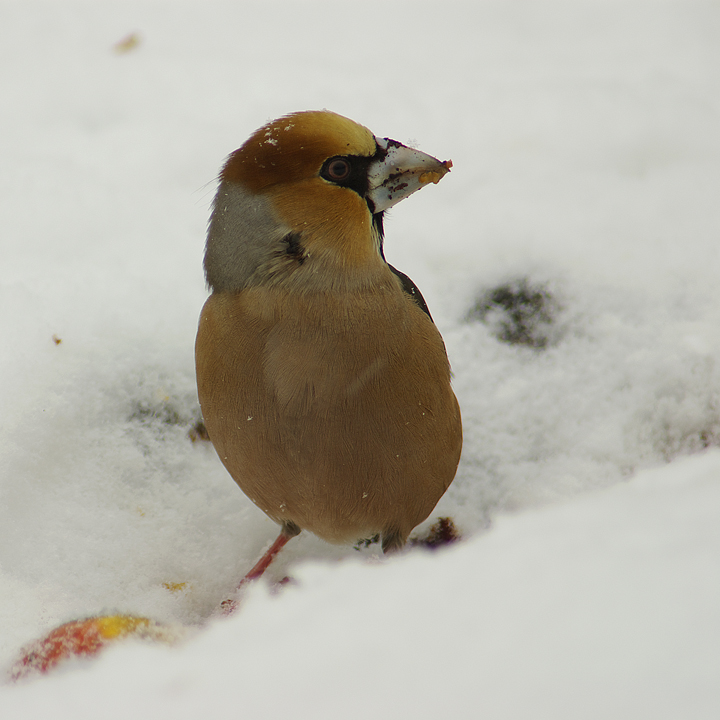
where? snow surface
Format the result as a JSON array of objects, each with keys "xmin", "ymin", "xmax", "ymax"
[{"xmin": 2, "ymin": 1, "xmax": 720, "ymax": 717}]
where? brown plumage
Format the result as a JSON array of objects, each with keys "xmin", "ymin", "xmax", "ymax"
[{"xmin": 195, "ymin": 110, "xmax": 461, "ymax": 582}]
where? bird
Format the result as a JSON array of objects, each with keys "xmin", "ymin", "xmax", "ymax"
[{"xmin": 195, "ymin": 110, "xmax": 462, "ymax": 590}]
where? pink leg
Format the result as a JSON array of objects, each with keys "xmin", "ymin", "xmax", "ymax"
[
  {"xmin": 240, "ymin": 531, "xmax": 293, "ymax": 584},
  {"xmin": 221, "ymin": 530, "xmax": 294, "ymax": 614}
]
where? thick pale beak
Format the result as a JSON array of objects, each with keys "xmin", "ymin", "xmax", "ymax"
[{"xmin": 367, "ymin": 137, "xmax": 452, "ymax": 213}]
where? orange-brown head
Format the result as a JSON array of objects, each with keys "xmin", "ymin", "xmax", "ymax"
[{"xmin": 204, "ymin": 110, "xmax": 451, "ymax": 293}]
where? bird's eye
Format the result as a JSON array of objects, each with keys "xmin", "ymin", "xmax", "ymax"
[{"xmin": 325, "ymin": 158, "xmax": 351, "ymax": 181}]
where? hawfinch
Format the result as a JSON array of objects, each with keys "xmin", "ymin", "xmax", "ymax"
[{"xmin": 195, "ymin": 110, "xmax": 462, "ymax": 582}]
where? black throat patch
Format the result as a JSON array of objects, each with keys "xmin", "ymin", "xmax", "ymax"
[{"xmin": 283, "ymin": 232, "xmax": 306, "ymax": 264}]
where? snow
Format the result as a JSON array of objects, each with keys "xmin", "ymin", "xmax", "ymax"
[{"xmin": 1, "ymin": 1, "xmax": 719, "ymax": 717}]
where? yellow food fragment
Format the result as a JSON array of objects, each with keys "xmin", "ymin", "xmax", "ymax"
[
  {"xmin": 96, "ymin": 615, "xmax": 150, "ymax": 640},
  {"xmin": 419, "ymin": 171, "xmax": 442, "ymax": 185},
  {"xmin": 114, "ymin": 33, "xmax": 141, "ymax": 53}
]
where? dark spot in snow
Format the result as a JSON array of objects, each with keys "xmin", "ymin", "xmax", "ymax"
[
  {"xmin": 467, "ymin": 278, "xmax": 561, "ymax": 349},
  {"xmin": 129, "ymin": 390, "xmax": 206, "ymax": 444},
  {"xmin": 131, "ymin": 399, "xmax": 184, "ymax": 427},
  {"xmin": 188, "ymin": 420, "xmax": 210, "ymax": 443}
]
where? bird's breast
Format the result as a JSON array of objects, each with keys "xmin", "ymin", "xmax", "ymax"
[{"xmin": 195, "ymin": 283, "xmax": 461, "ymax": 543}]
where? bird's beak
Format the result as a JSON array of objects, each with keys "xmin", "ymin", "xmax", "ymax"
[{"xmin": 367, "ymin": 137, "xmax": 452, "ymax": 213}]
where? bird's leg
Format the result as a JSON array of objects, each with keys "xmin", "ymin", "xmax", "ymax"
[
  {"xmin": 221, "ymin": 523, "xmax": 300, "ymax": 615},
  {"xmin": 241, "ymin": 531, "xmax": 293, "ymax": 584},
  {"xmin": 241, "ymin": 520, "xmax": 301, "ymax": 585}
]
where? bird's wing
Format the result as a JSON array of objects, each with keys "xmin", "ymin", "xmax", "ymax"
[{"xmin": 387, "ymin": 264, "xmax": 433, "ymax": 322}]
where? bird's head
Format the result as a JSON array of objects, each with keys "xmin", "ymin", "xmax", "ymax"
[{"xmin": 205, "ymin": 110, "xmax": 451, "ymax": 293}]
